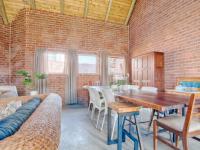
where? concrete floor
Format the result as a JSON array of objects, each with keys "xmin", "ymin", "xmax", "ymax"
[{"xmin": 59, "ymin": 105, "xmax": 200, "ymax": 150}]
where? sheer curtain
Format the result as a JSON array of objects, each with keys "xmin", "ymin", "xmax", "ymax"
[
  {"xmin": 65, "ymin": 50, "xmax": 78, "ymax": 104},
  {"xmin": 34, "ymin": 48, "xmax": 48, "ymax": 94},
  {"xmin": 100, "ymin": 51, "xmax": 109, "ymax": 86}
]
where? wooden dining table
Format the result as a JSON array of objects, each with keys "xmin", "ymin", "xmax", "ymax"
[{"xmin": 115, "ymin": 91, "xmax": 192, "ymax": 114}]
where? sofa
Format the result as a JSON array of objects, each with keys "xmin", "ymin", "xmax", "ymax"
[
  {"xmin": 0, "ymin": 93, "xmax": 62, "ymax": 150},
  {"xmin": 0, "ymin": 86, "xmax": 18, "ymax": 99}
]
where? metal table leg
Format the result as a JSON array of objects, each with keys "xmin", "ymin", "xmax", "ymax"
[
  {"xmin": 117, "ymin": 114, "xmax": 123, "ymax": 150},
  {"xmin": 107, "ymin": 107, "xmax": 112, "ymax": 145}
]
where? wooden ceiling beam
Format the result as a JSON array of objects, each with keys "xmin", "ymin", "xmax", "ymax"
[
  {"xmin": 0, "ymin": 0, "xmax": 8, "ymax": 24},
  {"xmin": 105, "ymin": 0, "xmax": 112, "ymax": 22},
  {"xmin": 84, "ymin": 0, "xmax": 89, "ymax": 18},
  {"xmin": 60, "ymin": 0, "xmax": 64, "ymax": 14},
  {"xmin": 29, "ymin": 0, "xmax": 36, "ymax": 9},
  {"xmin": 125, "ymin": 0, "xmax": 136, "ymax": 25}
]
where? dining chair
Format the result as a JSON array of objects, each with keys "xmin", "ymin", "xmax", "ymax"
[
  {"xmin": 111, "ymin": 85, "xmax": 118, "ymax": 91},
  {"xmin": 129, "ymin": 85, "xmax": 140, "ymax": 91},
  {"xmin": 101, "ymin": 88, "xmax": 118, "ymax": 139},
  {"xmin": 153, "ymin": 94, "xmax": 200, "ymax": 150},
  {"xmin": 90, "ymin": 88, "xmax": 106, "ymax": 128},
  {"xmin": 87, "ymin": 87, "xmax": 96, "ymax": 118},
  {"xmin": 140, "ymin": 86, "xmax": 158, "ymax": 93}
]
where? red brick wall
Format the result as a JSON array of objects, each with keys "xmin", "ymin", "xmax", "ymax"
[
  {"xmin": 6, "ymin": 9, "xmax": 128, "ymax": 104},
  {"xmin": 129, "ymin": 0, "xmax": 200, "ymax": 89},
  {"xmin": 10, "ymin": 10, "xmax": 26, "ymax": 95},
  {"xmin": 0, "ymin": 17, "xmax": 10, "ymax": 85}
]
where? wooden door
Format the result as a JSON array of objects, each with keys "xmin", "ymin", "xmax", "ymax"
[{"xmin": 132, "ymin": 58, "xmax": 140, "ymax": 86}]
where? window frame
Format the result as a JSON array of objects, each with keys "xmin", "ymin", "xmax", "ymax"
[
  {"xmin": 78, "ymin": 53, "xmax": 99, "ymax": 75},
  {"xmin": 47, "ymin": 51, "xmax": 66, "ymax": 75},
  {"xmin": 108, "ymin": 56, "xmax": 126, "ymax": 76}
]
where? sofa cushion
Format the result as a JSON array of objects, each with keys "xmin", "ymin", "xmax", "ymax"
[
  {"xmin": 179, "ymin": 81, "xmax": 200, "ymax": 88},
  {"xmin": 0, "ymin": 97, "xmax": 41, "ymax": 140},
  {"xmin": 0, "ymin": 101, "xmax": 22, "ymax": 119}
]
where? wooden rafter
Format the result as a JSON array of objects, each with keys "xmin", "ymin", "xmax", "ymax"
[
  {"xmin": 84, "ymin": 0, "xmax": 89, "ymax": 18},
  {"xmin": 60, "ymin": 0, "xmax": 64, "ymax": 14},
  {"xmin": 105, "ymin": 0, "xmax": 112, "ymax": 22},
  {"xmin": 0, "ymin": 0, "xmax": 8, "ymax": 24},
  {"xmin": 29, "ymin": 0, "xmax": 36, "ymax": 9},
  {"xmin": 125, "ymin": 0, "xmax": 136, "ymax": 25}
]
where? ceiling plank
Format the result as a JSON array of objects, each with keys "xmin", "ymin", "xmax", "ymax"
[
  {"xmin": 125, "ymin": 0, "xmax": 136, "ymax": 25},
  {"xmin": 0, "ymin": 0, "xmax": 8, "ymax": 24},
  {"xmin": 60, "ymin": 0, "xmax": 64, "ymax": 14},
  {"xmin": 84, "ymin": 0, "xmax": 89, "ymax": 18},
  {"xmin": 29, "ymin": 0, "xmax": 36, "ymax": 9},
  {"xmin": 105, "ymin": 0, "xmax": 112, "ymax": 22}
]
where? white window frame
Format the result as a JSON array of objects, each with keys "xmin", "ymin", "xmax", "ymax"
[
  {"xmin": 78, "ymin": 53, "xmax": 99, "ymax": 75},
  {"xmin": 47, "ymin": 51, "xmax": 66, "ymax": 75},
  {"xmin": 108, "ymin": 56, "xmax": 126, "ymax": 76}
]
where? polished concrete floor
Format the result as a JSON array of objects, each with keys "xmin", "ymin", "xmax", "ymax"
[{"xmin": 59, "ymin": 105, "xmax": 200, "ymax": 150}]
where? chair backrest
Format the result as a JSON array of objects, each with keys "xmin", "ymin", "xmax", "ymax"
[
  {"xmin": 129, "ymin": 85, "xmax": 140, "ymax": 91},
  {"xmin": 88, "ymin": 87, "xmax": 96, "ymax": 103},
  {"xmin": 184, "ymin": 93, "xmax": 200, "ymax": 133},
  {"xmin": 140, "ymin": 86, "xmax": 158, "ymax": 93},
  {"xmin": 111, "ymin": 85, "xmax": 118, "ymax": 91},
  {"xmin": 102, "ymin": 88, "xmax": 115, "ymax": 104},
  {"xmin": 0, "ymin": 86, "xmax": 18, "ymax": 97},
  {"xmin": 90, "ymin": 88, "xmax": 105, "ymax": 107},
  {"xmin": 119, "ymin": 85, "xmax": 129, "ymax": 91}
]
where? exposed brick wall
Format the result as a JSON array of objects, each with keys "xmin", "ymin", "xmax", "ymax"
[
  {"xmin": 10, "ymin": 10, "xmax": 26, "ymax": 95},
  {"xmin": 3, "ymin": 9, "xmax": 128, "ymax": 104},
  {"xmin": 0, "ymin": 17, "xmax": 10, "ymax": 85},
  {"xmin": 129, "ymin": 0, "xmax": 200, "ymax": 89}
]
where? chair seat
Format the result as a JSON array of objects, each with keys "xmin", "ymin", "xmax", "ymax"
[{"xmin": 157, "ymin": 116, "xmax": 200, "ymax": 132}]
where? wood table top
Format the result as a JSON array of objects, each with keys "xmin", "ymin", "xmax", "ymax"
[{"xmin": 115, "ymin": 91, "xmax": 193, "ymax": 112}]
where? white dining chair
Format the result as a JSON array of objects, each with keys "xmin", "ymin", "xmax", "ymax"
[
  {"xmin": 111, "ymin": 84, "xmax": 118, "ymax": 91},
  {"xmin": 90, "ymin": 88, "xmax": 106, "ymax": 128},
  {"xmin": 140, "ymin": 86, "xmax": 158, "ymax": 93},
  {"xmin": 129, "ymin": 85, "xmax": 140, "ymax": 91},
  {"xmin": 101, "ymin": 88, "xmax": 118, "ymax": 139},
  {"xmin": 87, "ymin": 87, "xmax": 96, "ymax": 118}
]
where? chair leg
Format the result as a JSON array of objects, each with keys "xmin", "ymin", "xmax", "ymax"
[
  {"xmin": 100, "ymin": 112, "xmax": 106, "ymax": 131},
  {"xmin": 88, "ymin": 102, "xmax": 91, "ymax": 112},
  {"xmin": 182, "ymin": 137, "xmax": 188, "ymax": 150},
  {"xmin": 133, "ymin": 114, "xmax": 144, "ymax": 150},
  {"xmin": 148, "ymin": 109, "xmax": 155, "ymax": 131},
  {"xmin": 175, "ymin": 135, "xmax": 179, "ymax": 148},
  {"xmin": 91, "ymin": 107, "xmax": 95, "ymax": 120},
  {"xmin": 96, "ymin": 110, "xmax": 101, "ymax": 128},
  {"xmin": 111, "ymin": 116, "xmax": 117, "ymax": 140},
  {"xmin": 153, "ymin": 120, "xmax": 158, "ymax": 150}
]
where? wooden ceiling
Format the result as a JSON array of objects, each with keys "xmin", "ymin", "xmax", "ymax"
[{"xmin": 0, "ymin": 0, "xmax": 136, "ymax": 25}]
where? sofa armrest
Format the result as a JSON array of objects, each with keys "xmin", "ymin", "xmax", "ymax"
[{"xmin": 0, "ymin": 93, "xmax": 62, "ymax": 150}]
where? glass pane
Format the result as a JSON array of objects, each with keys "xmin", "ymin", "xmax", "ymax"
[
  {"xmin": 108, "ymin": 57, "xmax": 125, "ymax": 75},
  {"xmin": 78, "ymin": 55, "xmax": 97, "ymax": 74},
  {"xmin": 47, "ymin": 52, "xmax": 65, "ymax": 74}
]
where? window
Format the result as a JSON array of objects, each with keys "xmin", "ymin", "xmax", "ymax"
[
  {"xmin": 78, "ymin": 54, "xmax": 98, "ymax": 74},
  {"xmin": 108, "ymin": 57, "xmax": 125, "ymax": 76},
  {"xmin": 47, "ymin": 52, "xmax": 65, "ymax": 74}
]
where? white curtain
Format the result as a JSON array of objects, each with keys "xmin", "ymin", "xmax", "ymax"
[
  {"xmin": 34, "ymin": 48, "xmax": 48, "ymax": 94},
  {"xmin": 65, "ymin": 50, "xmax": 78, "ymax": 104},
  {"xmin": 100, "ymin": 51, "xmax": 109, "ymax": 86}
]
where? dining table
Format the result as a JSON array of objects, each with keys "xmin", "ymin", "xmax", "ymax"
[
  {"xmin": 114, "ymin": 91, "xmax": 200, "ymax": 143},
  {"xmin": 115, "ymin": 91, "xmax": 192, "ymax": 115}
]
